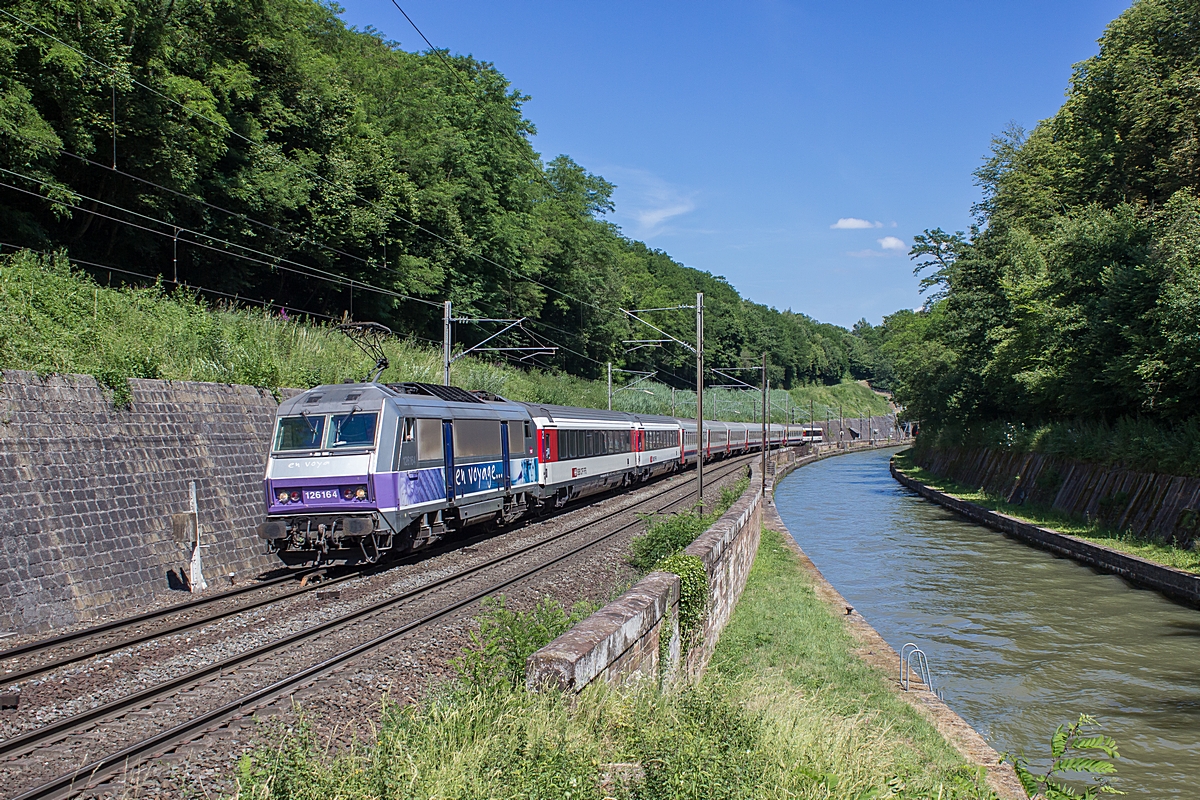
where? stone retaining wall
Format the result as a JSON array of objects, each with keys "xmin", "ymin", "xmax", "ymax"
[
  {"xmin": 913, "ymin": 446, "xmax": 1200, "ymax": 546},
  {"xmin": 892, "ymin": 459, "xmax": 1200, "ymax": 607},
  {"xmin": 0, "ymin": 371, "xmax": 284, "ymax": 633},
  {"xmin": 527, "ymin": 461, "xmax": 766, "ymax": 691}
]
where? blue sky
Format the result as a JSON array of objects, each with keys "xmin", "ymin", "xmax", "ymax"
[{"xmin": 334, "ymin": 0, "xmax": 1132, "ymax": 329}]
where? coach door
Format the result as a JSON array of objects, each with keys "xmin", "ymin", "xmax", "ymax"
[
  {"xmin": 442, "ymin": 420, "xmax": 455, "ymax": 503},
  {"xmin": 500, "ymin": 421, "xmax": 512, "ymax": 491}
]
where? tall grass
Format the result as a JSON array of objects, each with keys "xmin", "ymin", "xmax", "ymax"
[
  {"xmin": 233, "ymin": 529, "xmax": 998, "ymax": 800},
  {"xmin": 0, "ymin": 250, "xmax": 892, "ymax": 417}
]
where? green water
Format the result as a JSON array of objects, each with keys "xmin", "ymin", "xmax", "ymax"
[{"xmin": 776, "ymin": 447, "xmax": 1200, "ymax": 798}]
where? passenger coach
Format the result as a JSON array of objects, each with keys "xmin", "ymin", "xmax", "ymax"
[{"xmin": 257, "ymin": 380, "xmax": 789, "ymax": 566}]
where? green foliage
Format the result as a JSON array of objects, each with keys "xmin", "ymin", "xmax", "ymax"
[
  {"xmin": 1004, "ymin": 714, "xmax": 1122, "ymax": 799},
  {"xmin": 629, "ymin": 512, "xmax": 710, "ymax": 573},
  {"xmin": 0, "ymin": 250, "xmax": 893, "ymax": 419},
  {"xmin": 235, "ymin": 528, "xmax": 1002, "ymax": 800},
  {"xmin": 654, "ymin": 552, "xmax": 708, "ymax": 637},
  {"xmin": 629, "ymin": 475, "xmax": 749, "ymax": 573},
  {"xmin": 0, "ymin": 0, "xmax": 893, "ymax": 389},
  {"xmin": 914, "ymin": 416, "xmax": 1200, "ymax": 478},
  {"xmin": 886, "ymin": 2, "xmax": 1200, "ymax": 445},
  {"xmin": 454, "ymin": 595, "xmax": 598, "ymax": 688},
  {"xmin": 629, "ymin": 686, "xmax": 767, "ymax": 800}
]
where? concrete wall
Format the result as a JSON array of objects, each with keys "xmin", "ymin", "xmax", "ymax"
[
  {"xmin": 913, "ymin": 446, "xmax": 1200, "ymax": 546},
  {"xmin": 528, "ymin": 458, "xmax": 769, "ymax": 692},
  {"xmin": 0, "ymin": 371, "xmax": 284, "ymax": 634}
]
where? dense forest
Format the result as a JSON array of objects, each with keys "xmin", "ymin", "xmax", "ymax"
[
  {"xmin": 879, "ymin": 0, "xmax": 1200, "ymax": 433},
  {"xmin": 0, "ymin": 0, "xmax": 883, "ymax": 391}
]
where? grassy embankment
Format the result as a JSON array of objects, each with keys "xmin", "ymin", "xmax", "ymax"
[
  {"xmin": 894, "ymin": 450, "xmax": 1200, "ymax": 574},
  {"xmin": 0, "ymin": 250, "xmax": 890, "ymax": 419},
  {"xmin": 232, "ymin": 523, "xmax": 995, "ymax": 799}
]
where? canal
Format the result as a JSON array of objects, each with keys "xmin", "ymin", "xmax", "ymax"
[{"xmin": 776, "ymin": 447, "xmax": 1200, "ymax": 798}]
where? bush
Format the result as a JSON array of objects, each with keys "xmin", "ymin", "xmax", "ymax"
[
  {"xmin": 629, "ymin": 474, "xmax": 750, "ymax": 573},
  {"xmin": 654, "ymin": 552, "xmax": 708, "ymax": 638},
  {"xmin": 454, "ymin": 595, "xmax": 599, "ymax": 688}
]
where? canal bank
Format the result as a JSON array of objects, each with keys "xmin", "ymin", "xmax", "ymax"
[
  {"xmin": 891, "ymin": 456, "xmax": 1200, "ymax": 606},
  {"xmin": 759, "ymin": 459, "xmax": 1027, "ymax": 799},
  {"xmin": 777, "ymin": 447, "xmax": 1200, "ymax": 799}
]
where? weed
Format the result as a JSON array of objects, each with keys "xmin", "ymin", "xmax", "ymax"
[
  {"xmin": 0, "ymin": 250, "xmax": 890, "ymax": 419},
  {"xmin": 654, "ymin": 552, "xmax": 708, "ymax": 639},
  {"xmin": 1003, "ymin": 713, "xmax": 1122, "ymax": 799},
  {"xmin": 629, "ymin": 474, "xmax": 749, "ymax": 573},
  {"xmin": 233, "ymin": 530, "xmax": 1015, "ymax": 799},
  {"xmin": 454, "ymin": 595, "xmax": 599, "ymax": 689}
]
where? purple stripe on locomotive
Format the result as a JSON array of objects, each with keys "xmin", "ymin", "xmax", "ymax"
[{"xmin": 266, "ymin": 474, "xmax": 373, "ymax": 514}]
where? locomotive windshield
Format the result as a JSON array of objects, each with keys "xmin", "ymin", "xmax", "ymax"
[
  {"xmin": 274, "ymin": 415, "xmax": 325, "ymax": 451},
  {"xmin": 328, "ymin": 412, "xmax": 378, "ymax": 449}
]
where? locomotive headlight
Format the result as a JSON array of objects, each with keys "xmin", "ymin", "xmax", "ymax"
[
  {"xmin": 342, "ymin": 487, "xmax": 354, "ymax": 500},
  {"xmin": 354, "ymin": 487, "xmax": 367, "ymax": 500},
  {"xmin": 276, "ymin": 491, "xmax": 289, "ymax": 504}
]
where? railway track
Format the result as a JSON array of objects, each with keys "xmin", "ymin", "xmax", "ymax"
[
  {"xmin": 1, "ymin": 456, "xmax": 752, "ymax": 800},
  {"xmin": 0, "ymin": 464, "xmax": 700, "ymax": 687}
]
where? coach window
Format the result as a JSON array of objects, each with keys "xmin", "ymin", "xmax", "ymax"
[
  {"xmin": 454, "ymin": 419, "xmax": 503, "ymax": 460},
  {"xmin": 416, "ymin": 419, "xmax": 443, "ymax": 462}
]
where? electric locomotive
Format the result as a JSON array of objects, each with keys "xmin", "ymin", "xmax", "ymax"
[{"xmin": 255, "ymin": 325, "xmax": 793, "ymax": 566}]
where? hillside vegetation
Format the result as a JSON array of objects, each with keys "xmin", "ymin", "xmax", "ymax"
[
  {"xmin": 0, "ymin": 250, "xmax": 890, "ymax": 419},
  {"xmin": 0, "ymin": 0, "xmax": 886, "ymax": 391},
  {"xmin": 876, "ymin": 0, "xmax": 1200, "ymax": 471}
]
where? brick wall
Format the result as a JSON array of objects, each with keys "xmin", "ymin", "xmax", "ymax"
[{"xmin": 0, "ymin": 371, "xmax": 287, "ymax": 634}]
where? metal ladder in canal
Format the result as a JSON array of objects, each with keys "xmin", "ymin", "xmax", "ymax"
[{"xmin": 899, "ymin": 643, "xmax": 943, "ymax": 700}]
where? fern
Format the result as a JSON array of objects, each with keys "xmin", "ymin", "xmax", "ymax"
[{"xmin": 1003, "ymin": 714, "xmax": 1122, "ymax": 799}]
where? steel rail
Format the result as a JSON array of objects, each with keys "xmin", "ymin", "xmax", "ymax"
[
  {"xmin": 0, "ymin": 570, "xmax": 359, "ymax": 686},
  {"xmin": 1, "ymin": 461, "xmax": 698, "ymax": 683},
  {"xmin": 0, "ymin": 573, "xmax": 307, "ymax": 664},
  {"xmin": 3, "ymin": 456, "xmax": 753, "ymax": 799}
]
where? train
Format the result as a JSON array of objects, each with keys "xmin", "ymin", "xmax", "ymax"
[{"xmin": 256, "ymin": 380, "xmax": 823, "ymax": 566}]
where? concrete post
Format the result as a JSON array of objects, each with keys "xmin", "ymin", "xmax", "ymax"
[{"xmin": 188, "ymin": 481, "xmax": 207, "ymax": 593}]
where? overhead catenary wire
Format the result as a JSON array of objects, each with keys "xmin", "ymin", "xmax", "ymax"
[
  {"xmin": 0, "ymin": 241, "xmax": 452, "ymax": 356},
  {"xmin": 3, "ymin": 6, "xmax": 743, "ymax": 391},
  {"xmin": 0, "ymin": 7, "xmax": 614, "ymax": 318},
  {"xmin": 5, "ymin": 127, "xmax": 387, "ymax": 274},
  {"xmin": 385, "ymin": 0, "xmax": 566, "ymax": 199},
  {"xmin": 0, "ymin": 170, "xmax": 437, "ymax": 308},
  {"xmin": 0, "ymin": 240, "xmax": 337, "ymax": 321}
]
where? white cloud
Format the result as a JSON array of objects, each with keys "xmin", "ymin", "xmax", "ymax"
[
  {"xmin": 604, "ymin": 166, "xmax": 697, "ymax": 236},
  {"xmin": 831, "ymin": 217, "xmax": 883, "ymax": 229},
  {"xmin": 878, "ymin": 236, "xmax": 907, "ymax": 251},
  {"xmin": 635, "ymin": 201, "xmax": 696, "ymax": 230}
]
